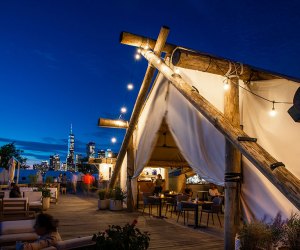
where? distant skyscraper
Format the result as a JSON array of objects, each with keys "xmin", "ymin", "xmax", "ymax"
[
  {"xmin": 97, "ymin": 150, "xmax": 105, "ymax": 158},
  {"xmin": 50, "ymin": 154, "xmax": 60, "ymax": 171},
  {"xmin": 86, "ymin": 142, "xmax": 95, "ymax": 159},
  {"xmin": 67, "ymin": 124, "xmax": 75, "ymax": 171}
]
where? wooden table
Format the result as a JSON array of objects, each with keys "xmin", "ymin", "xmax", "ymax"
[
  {"xmin": 149, "ymin": 195, "xmax": 168, "ymax": 218},
  {"xmin": 181, "ymin": 200, "xmax": 213, "ymax": 228}
]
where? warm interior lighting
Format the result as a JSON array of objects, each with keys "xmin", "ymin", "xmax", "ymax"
[
  {"xmin": 137, "ymin": 48, "xmax": 141, "ymax": 54},
  {"xmin": 157, "ymin": 59, "xmax": 161, "ymax": 64},
  {"xmin": 175, "ymin": 68, "xmax": 180, "ymax": 74},
  {"xmin": 111, "ymin": 137, "xmax": 117, "ymax": 143},
  {"xmin": 127, "ymin": 83, "xmax": 134, "ymax": 90}
]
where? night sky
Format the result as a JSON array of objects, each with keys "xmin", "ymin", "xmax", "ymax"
[{"xmin": 0, "ymin": 0, "xmax": 299, "ymax": 166}]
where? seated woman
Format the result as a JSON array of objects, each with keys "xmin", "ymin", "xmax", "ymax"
[
  {"xmin": 9, "ymin": 182, "xmax": 22, "ymax": 198},
  {"xmin": 208, "ymin": 183, "xmax": 221, "ymax": 199},
  {"xmin": 22, "ymin": 213, "xmax": 62, "ymax": 250}
]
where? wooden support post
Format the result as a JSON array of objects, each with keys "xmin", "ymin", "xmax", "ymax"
[
  {"xmin": 126, "ymin": 136, "xmax": 134, "ymax": 212},
  {"xmin": 98, "ymin": 118, "xmax": 128, "ymax": 129},
  {"xmin": 224, "ymin": 77, "xmax": 241, "ymax": 249},
  {"xmin": 109, "ymin": 26, "xmax": 170, "ymax": 189},
  {"xmin": 140, "ymin": 48, "xmax": 300, "ymax": 209}
]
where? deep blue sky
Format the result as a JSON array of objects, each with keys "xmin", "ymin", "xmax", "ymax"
[{"xmin": 0, "ymin": 0, "xmax": 300, "ymax": 165}]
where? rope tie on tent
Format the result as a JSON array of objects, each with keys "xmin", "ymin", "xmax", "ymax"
[
  {"xmin": 224, "ymin": 172, "xmax": 242, "ymax": 182},
  {"xmin": 225, "ymin": 61, "xmax": 243, "ymax": 78}
]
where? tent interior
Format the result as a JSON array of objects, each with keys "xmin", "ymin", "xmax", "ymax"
[{"xmin": 119, "ymin": 65, "xmax": 299, "ymax": 222}]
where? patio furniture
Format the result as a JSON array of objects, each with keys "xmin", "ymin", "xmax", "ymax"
[
  {"xmin": 41, "ymin": 235, "xmax": 95, "ymax": 250},
  {"xmin": 200, "ymin": 196, "xmax": 222, "ymax": 227},
  {"xmin": 23, "ymin": 191, "xmax": 43, "ymax": 211},
  {"xmin": 141, "ymin": 192, "xmax": 160, "ymax": 216},
  {"xmin": 0, "ymin": 198, "xmax": 35, "ymax": 220},
  {"xmin": 176, "ymin": 199, "xmax": 195, "ymax": 225},
  {"xmin": 0, "ymin": 219, "xmax": 38, "ymax": 246},
  {"xmin": 164, "ymin": 196, "xmax": 177, "ymax": 217}
]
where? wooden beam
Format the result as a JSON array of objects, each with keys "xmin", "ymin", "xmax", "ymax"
[
  {"xmin": 126, "ymin": 136, "xmax": 134, "ymax": 212},
  {"xmin": 224, "ymin": 77, "xmax": 242, "ymax": 249},
  {"xmin": 109, "ymin": 26, "xmax": 170, "ymax": 189},
  {"xmin": 171, "ymin": 48, "xmax": 280, "ymax": 82},
  {"xmin": 120, "ymin": 31, "xmax": 175, "ymax": 55},
  {"xmin": 147, "ymin": 161, "xmax": 190, "ymax": 168},
  {"xmin": 140, "ymin": 48, "xmax": 300, "ymax": 209},
  {"xmin": 98, "ymin": 118, "xmax": 128, "ymax": 129}
]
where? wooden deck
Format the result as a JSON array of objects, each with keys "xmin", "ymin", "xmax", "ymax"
[{"xmin": 47, "ymin": 194, "xmax": 224, "ymax": 249}]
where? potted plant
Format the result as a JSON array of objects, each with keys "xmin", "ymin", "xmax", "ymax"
[
  {"xmin": 92, "ymin": 219, "xmax": 150, "ymax": 249},
  {"xmin": 98, "ymin": 189, "xmax": 109, "ymax": 210},
  {"xmin": 109, "ymin": 186, "xmax": 126, "ymax": 211},
  {"xmin": 282, "ymin": 213, "xmax": 300, "ymax": 250},
  {"xmin": 238, "ymin": 220, "xmax": 272, "ymax": 250},
  {"xmin": 39, "ymin": 187, "xmax": 51, "ymax": 210}
]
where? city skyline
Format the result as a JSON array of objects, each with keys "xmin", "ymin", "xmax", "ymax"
[{"xmin": 1, "ymin": 1, "xmax": 300, "ymax": 166}]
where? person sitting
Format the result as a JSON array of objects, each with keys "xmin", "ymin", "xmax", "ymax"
[
  {"xmin": 153, "ymin": 174, "xmax": 163, "ymax": 195},
  {"xmin": 9, "ymin": 182, "xmax": 22, "ymax": 198},
  {"xmin": 22, "ymin": 213, "xmax": 62, "ymax": 250},
  {"xmin": 208, "ymin": 183, "xmax": 221, "ymax": 199},
  {"xmin": 183, "ymin": 187, "xmax": 193, "ymax": 198}
]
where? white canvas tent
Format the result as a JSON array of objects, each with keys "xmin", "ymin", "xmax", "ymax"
[{"xmin": 119, "ymin": 67, "xmax": 299, "ymax": 221}]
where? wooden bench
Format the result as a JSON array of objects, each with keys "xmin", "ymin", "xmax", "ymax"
[{"xmin": 0, "ymin": 198, "xmax": 35, "ymax": 221}]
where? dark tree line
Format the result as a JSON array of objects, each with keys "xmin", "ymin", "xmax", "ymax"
[{"xmin": 0, "ymin": 143, "xmax": 27, "ymax": 169}]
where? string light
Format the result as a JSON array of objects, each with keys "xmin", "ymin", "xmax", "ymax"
[
  {"xmin": 135, "ymin": 53, "xmax": 141, "ymax": 60},
  {"xmin": 120, "ymin": 107, "xmax": 127, "ymax": 113},
  {"xmin": 269, "ymin": 101, "xmax": 277, "ymax": 117},
  {"xmin": 111, "ymin": 137, "xmax": 117, "ymax": 143},
  {"xmin": 127, "ymin": 83, "xmax": 134, "ymax": 90},
  {"xmin": 223, "ymin": 81, "xmax": 230, "ymax": 90}
]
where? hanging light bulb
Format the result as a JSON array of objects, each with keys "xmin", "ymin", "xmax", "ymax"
[
  {"xmin": 111, "ymin": 137, "xmax": 117, "ymax": 143},
  {"xmin": 224, "ymin": 81, "xmax": 230, "ymax": 90},
  {"xmin": 120, "ymin": 107, "xmax": 127, "ymax": 113},
  {"xmin": 135, "ymin": 53, "xmax": 141, "ymax": 60},
  {"xmin": 269, "ymin": 101, "xmax": 277, "ymax": 117},
  {"xmin": 137, "ymin": 48, "xmax": 142, "ymax": 54},
  {"xmin": 127, "ymin": 83, "xmax": 134, "ymax": 90}
]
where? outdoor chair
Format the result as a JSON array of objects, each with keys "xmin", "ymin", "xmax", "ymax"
[
  {"xmin": 176, "ymin": 194, "xmax": 194, "ymax": 224},
  {"xmin": 200, "ymin": 196, "xmax": 222, "ymax": 227},
  {"xmin": 141, "ymin": 192, "xmax": 160, "ymax": 216},
  {"xmin": 164, "ymin": 196, "xmax": 177, "ymax": 217}
]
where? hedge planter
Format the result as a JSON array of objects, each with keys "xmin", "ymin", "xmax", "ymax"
[
  {"xmin": 109, "ymin": 200, "xmax": 123, "ymax": 211},
  {"xmin": 98, "ymin": 199, "xmax": 109, "ymax": 210},
  {"xmin": 42, "ymin": 197, "xmax": 51, "ymax": 210}
]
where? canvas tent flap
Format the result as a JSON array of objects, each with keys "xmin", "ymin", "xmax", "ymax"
[
  {"xmin": 166, "ymin": 81, "xmax": 225, "ymax": 184},
  {"xmin": 133, "ymin": 74, "xmax": 169, "ymax": 178}
]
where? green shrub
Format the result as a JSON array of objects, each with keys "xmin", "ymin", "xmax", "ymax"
[
  {"xmin": 109, "ymin": 186, "xmax": 126, "ymax": 201},
  {"xmin": 93, "ymin": 220, "xmax": 150, "ymax": 250},
  {"xmin": 97, "ymin": 189, "xmax": 108, "ymax": 200},
  {"xmin": 239, "ymin": 220, "xmax": 272, "ymax": 250}
]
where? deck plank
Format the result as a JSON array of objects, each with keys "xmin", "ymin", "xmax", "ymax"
[{"xmin": 47, "ymin": 194, "xmax": 224, "ymax": 249}]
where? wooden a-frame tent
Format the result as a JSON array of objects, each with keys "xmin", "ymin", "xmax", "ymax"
[{"xmin": 99, "ymin": 27, "xmax": 300, "ymax": 249}]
